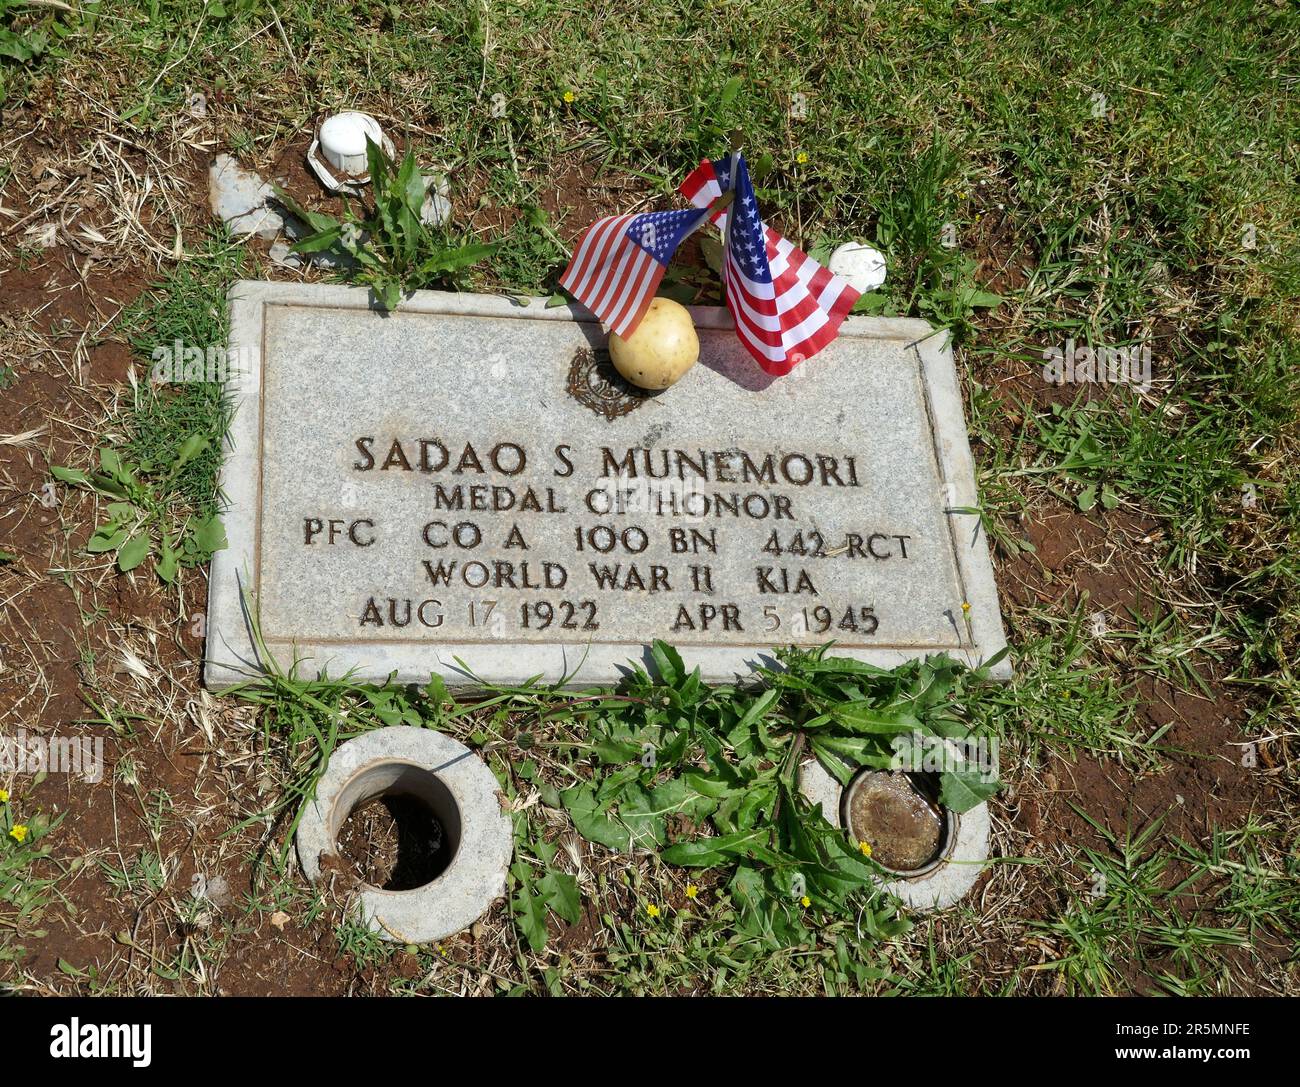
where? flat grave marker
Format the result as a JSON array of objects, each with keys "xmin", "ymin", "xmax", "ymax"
[{"xmin": 204, "ymin": 282, "xmax": 1009, "ymax": 688}]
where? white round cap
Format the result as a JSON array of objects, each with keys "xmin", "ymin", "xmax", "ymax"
[
  {"xmin": 318, "ymin": 112, "xmax": 384, "ymax": 175},
  {"xmin": 829, "ymin": 241, "xmax": 888, "ymax": 293}
]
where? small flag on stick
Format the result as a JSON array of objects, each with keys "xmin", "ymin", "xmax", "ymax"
[
  {"xmin": 559, "ymin": 206, "xmax": 712, "ymax": 338},
  {"xmin": 679, "ymin": 154, "xmax": 859, "ymax": 376}
]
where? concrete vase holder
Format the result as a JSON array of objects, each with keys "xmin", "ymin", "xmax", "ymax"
[
  {"xmin": 305, "ymin": 111, "xmax": 397, "ymax": 194},
  {"xmin": 799, "ymin": 757, "xmax": 989, "ymax": 911},
  {"xmin": 297, "ymin": 727, "xmax": 512, "ymax": 943}
]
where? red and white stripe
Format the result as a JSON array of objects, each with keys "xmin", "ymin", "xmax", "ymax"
[
  {"xmin": 559, "ymin": 214, "xmax": 667, "ymax": 338},
  {"xmin": 680, "ymin": 160, "xmax": 727, "ymax": 225},
  {"xmin": 679, "ymin": 159, "xmax": 859, "ymax": 376}
]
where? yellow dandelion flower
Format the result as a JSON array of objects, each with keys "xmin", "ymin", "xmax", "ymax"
[
  {"xmin": 800, "ymin": 895, "xmax": 811, "ymax": 908},
  {"xmin": 562, "ymin": 90, "xmax": 576, "ymax": 104},
  {"xmin": 10, "ymin": 824, "xmax": 28, "ymax": 843},
  {"xmin": 685, "ymin": 884, "xmax": 698, "ymax": 900},
  {"xmin": 961, "ymin": 601, "xmax": 971, "ymax": 614},
  {"xmin": 796, "ymin": 151, "xmax": 809, "ymax": 165},
  {"xmin": 645, "ymin": 903, "xmax": 660, "ymax": 918},
  {"xmin": 858, "ymin": 841, "xmax": 873, "ymax": 858},
  {"xmin": 0, "ymin": 788, "xmax": 8, "ymax": 803}
]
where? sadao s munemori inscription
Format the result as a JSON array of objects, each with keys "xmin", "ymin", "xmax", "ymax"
[{"xmin": 203, "ymin": 283, "xmax": 1009, "ymax": 689}]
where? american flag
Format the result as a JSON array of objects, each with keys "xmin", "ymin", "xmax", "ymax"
[
  {"xmin": 680, "ymin": 154, "xmax": 860, "ymax": 376},
  {"xmin": 559, "ymin": 207, "xmax": 711, "ymax": 338}
]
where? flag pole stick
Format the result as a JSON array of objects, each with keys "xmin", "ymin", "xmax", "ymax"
[
  {"xmin": 684, "ymin": 188, "xmax": 735, "ymax": 240},
  {"xmin": 720, "ymin": 129, "xmax": 743, "ymax": 304}
]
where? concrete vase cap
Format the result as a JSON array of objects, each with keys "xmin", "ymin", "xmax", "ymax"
[
  {"xmin": 305, "ymin": 111, "xmax": 396, "ymax": 194},
  {"xmin": 798, "ymin": 757, "xmax": 989, "ymax": 911},
  {"xmin": 420, "ymin": 171, "xmax": 452, "ymax": 227},
  {"xmin": 208, "ymin": 153, "xmax": 283, "ymax": 240},
  {"xmin": 798, "ymin": 757, "xmax": 843, "ymax": 827},
  {"xmin": 297, "ymin": 726, "xmax": 512, "ymax": 943},
  {"xmin": 829, "ymin": 241, "xmax": 888, "ymax": 293},
  {"xmin": 319, "ymin": 111, "xmax": 385, "ymax": 174},
  {"xmin": 877, "ymin": 800, "xmax": 988, "ymax": 911}
]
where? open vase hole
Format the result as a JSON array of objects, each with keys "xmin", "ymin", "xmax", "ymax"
[
  {"xmin": 842, "ymin": 770, "xmax": 955, "ymax": 877},
  {"xmin": 332, "ymin": 763, "xmax": 462, "ymax": 892}
]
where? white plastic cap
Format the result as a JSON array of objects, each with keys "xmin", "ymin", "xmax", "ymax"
[
  {"xmin": 829, "ymin": 242, "xmax": 888, "ymax": 293},
  {"xmin": 318, "ymin": 112, "xmax": 385, "ymax": 176}
]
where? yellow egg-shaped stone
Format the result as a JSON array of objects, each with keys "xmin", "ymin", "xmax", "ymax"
[{"xmin": 608, "ymin": 297, "xmax": 699, "ymax": 390}]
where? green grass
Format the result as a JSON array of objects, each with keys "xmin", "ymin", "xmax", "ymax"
[
  {"xmin": 276, "ymin": 141, "xmax": 498, "ymax": 309},
  {"xmin": 118, "ymin": 233, "xmax": 249, "ymax": 520},
  {"xmin": 0, "ymin": 0, "xmax": 77, "ymax": 107},
  {"xmin": 974, "ymin": 605, "xmax": 1147, "ymax": 762},
  {"xmin": 97, "ymin": 850, "xmax": 166, "ymax": 900},
  {"xmin": 1174, "ymin": 823, "xmax": 1300, "ymax": 946},
  {"xmin": 47, "ymin": 234, "xmax": 247, "ymax": 582},
  {"xmin": 893, "ymin": 923, "xmax": 979, "ymax": 996},
  {"xmin": 1031, "ymin": 811, "xmax": 1290, "ymax": 996},
  {"xmin": 1105, "ymin": 605, "xmax": 1226, "ymax": 697},
  {"xmin": 0, "ymin": 795, "xmax": 61, "ymax": 971}
]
